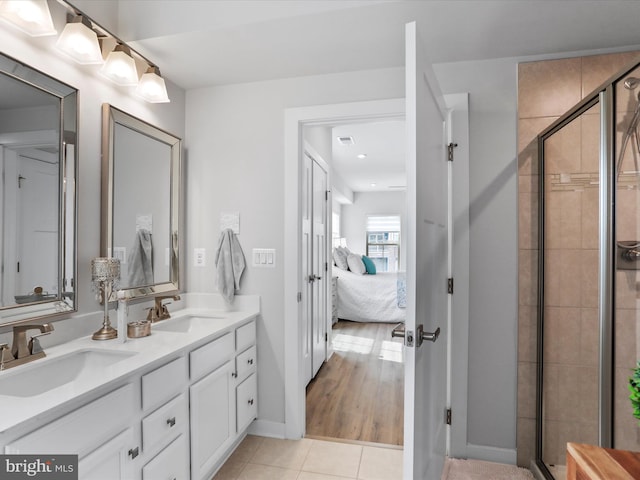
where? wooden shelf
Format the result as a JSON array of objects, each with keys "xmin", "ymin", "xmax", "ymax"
[{"xmin": 567, "ymin": 442, "xmax": 640, "ymax": 480}]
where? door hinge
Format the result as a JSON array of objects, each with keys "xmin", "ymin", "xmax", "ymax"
[
  {"xmin": 325, "ymin": 190, "xmax": 330, "ymax": 201},
  {"xmin": 446, "ymin": 408, "xmax": 452, "ymax": 425},
  {"xmin": 325, "ymin": 262, "xmax": 328, "ymax": 272},
  {"xmin": 447, "ymin": 278, "xmax": 454, "ymax": 294},
  {"xmin": 325, "ymin": 332, "xmax": 328, "ymax": 342},
  {"xmin": 297, "ymin": 292, "xmax": 302, "ymax": 303},
  {"xmin": 447, "ymin": 142, "xmax": 458, "ymax": 162},
  {"xmin": 17, "ymin": 261, "xmax": 19, "ymax": 273}
]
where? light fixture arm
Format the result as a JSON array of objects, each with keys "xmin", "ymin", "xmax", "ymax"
[{"xmin": 58, "ymin": 0, "xmax": 160, "ymax": 71}]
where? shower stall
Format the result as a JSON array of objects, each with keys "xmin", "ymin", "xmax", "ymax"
[{"xmin": 537, "ymin": 60, "xmax": 640, "ymax": 479}]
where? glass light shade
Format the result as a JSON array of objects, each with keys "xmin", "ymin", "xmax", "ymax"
[
  {"xmin": 56, "ymin": 17, "xmax": 103, "ymax": 65},
  {"xmin": 100, "ymin": 45, "xmax": 138, "ymax": 86},
  {"xmin": 136, "ymin": 67, "xmax": 170, "ymax": 103},
  {"xmin": 91, "ymin": 257, "xmax": 120, "ymax": 283},
  {"xmin": 0, "ymin": 0, "xmax": 56, "ymax": 36}
]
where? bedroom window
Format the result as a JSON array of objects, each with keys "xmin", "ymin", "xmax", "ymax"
[
  {"xmin": 366, "ymin": 215, "xmax": 400, "ymax": 272},
  {"xmin": 332, "ymin": 211, "xmax": 341, "ymax": 247}
]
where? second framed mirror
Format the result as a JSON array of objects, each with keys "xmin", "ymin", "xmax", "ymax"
[{"xmin": 101, "ymin": 104, "xmax": 181, "ymax": 301}]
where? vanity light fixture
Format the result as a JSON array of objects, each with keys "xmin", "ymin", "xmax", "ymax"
[
  {"xmin": 1, "ymin": 0, "xmax": 171, "ymax": 103},
  {"xmin": 100, "ymin": 44, "xmax": 139, "ymax": 86},
  {"xmin": 136, "ymin": 66, "xmax": 170, "ymax": 103},
  {"xmin": 56, "ymin": 14, "xmax": 103, "ymax": 65},
  {"xmin": 0, "ymin": 0, "xmax": 56, "ymax": 37}
]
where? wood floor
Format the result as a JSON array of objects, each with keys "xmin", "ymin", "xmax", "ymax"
[{"xmin": 305, "ymin": 320, "xmax": 404, "ymax": 446}]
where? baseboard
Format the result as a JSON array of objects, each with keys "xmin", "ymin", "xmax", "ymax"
[
  {"xmin": 248, "ymin": 419, "xmax": 286, "ymax": 439},
  {"xmin": 465, "ymin": 443, "xmax": 517, "ymax": 465}
]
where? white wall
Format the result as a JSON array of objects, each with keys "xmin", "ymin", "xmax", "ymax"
[
  {"xmin": 435, "ymin": 58, "xmax": 519, "ymax": 458},
  {"xmin": 185, "ymin": 67, "xmax": 404, "ymax": 426},
  {"xmin": 341, "ymin": 191, "xmax": 407, "ymax": 271},
  {"xmin": 0, "ymin": 2, "xmax": 186, "ymax": 346}
]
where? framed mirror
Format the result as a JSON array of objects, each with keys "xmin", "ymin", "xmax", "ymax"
[
  {"xmin": 101, "ymin": 104, "xmax": 181, "ymax": 301},
  {"xmin": 0, "ymin": 52, "xmax": 77, "ymax": 326}
]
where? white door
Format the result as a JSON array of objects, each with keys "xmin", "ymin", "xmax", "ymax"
[
  {"xmin": 17, "ymin": 154, "xmax": 59, "ymax": 296},
  {"xmin": 403, "ymin": 21, "xmax": 449, "ymax": 479},
  {"xmin": 311, "ymin": 158, "xmax": 327, "ymax": 378},
  {"xmin": 302, "ymin": 153, "xmax": 313, "ymax": 385},
  {"xmin": 302, "ymin": 152, "xmax": 329, "ymax": 383}
]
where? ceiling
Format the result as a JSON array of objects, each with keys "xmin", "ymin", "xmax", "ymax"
[
  {"xmin": 115, "ymin": 0, "xmax": 640, "ymax": 90},
  {"xmin": 96, "ymin": 0, "xmax": 640, "ymax": 194},
  {"xmin": 332, "ymin": 120, "xmax": 405, "ymax": 194}
]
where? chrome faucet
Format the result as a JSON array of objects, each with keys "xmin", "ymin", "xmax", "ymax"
[
  {"xmin": 0, "ymin": 323, "xmax": 54, "ymax": 370},
  {"xmin": 146, "ymin": 295, "xmax": 181, "ymax": 322}
]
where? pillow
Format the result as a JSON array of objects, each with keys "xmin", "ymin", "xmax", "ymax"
[
  {"xmin": 361, "ymin": 255, "xmax": 376, "ymax": 275},
  {"xmin": 347, "ymin": 253, "xmax": 366, "ymax": 275},
  {"xmin": 333, "ymin": 248, "xmax": 349, "ymax": 270}
]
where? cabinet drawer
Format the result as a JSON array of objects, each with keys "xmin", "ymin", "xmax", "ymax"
[
  {"xmin": 6, "ymin": 384, "xmax": 135, "ymax": 457},
  {"xmin": 142, "ymin": 357, "xmax": 187, "ymax": 412},
  {"xmin": 142, "ymin": 434, "xmax": 189, "ymax": 480},
  {"xmin": 236, "ymin": 345, "xmax": 257, "ymax": 380},
  {"xmin": 142, "ymin": 393, "xmax": 188, "ymax": 455},
  {"xmin": 236, "ymin": 320, "xmax": 256, "ymax": 352},
  {"xmin": 190, "ymin": 332, "xmax": 234, "ymax": 382},
  {"xmin": 236, "ymin": 373, "xmax": 257, "ymax": 433}
]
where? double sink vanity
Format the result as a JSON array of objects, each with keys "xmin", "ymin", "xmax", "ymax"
[{"xmin": 0, "ymin": 296, "xmax": 259, "ymax": 480}]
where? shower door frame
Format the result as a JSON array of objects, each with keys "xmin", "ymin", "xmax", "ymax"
[{"xmin": 535, "ymin": 75, "xmax": 622, "ymax": 479}]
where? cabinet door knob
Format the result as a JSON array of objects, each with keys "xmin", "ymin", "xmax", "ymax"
[
  {"xmin": 248, "ymin": 398, "xmax": 254, "ymax": 405},
  {"xmin": 232, "ymin": 371, "xmax": 238, "ymax": 378},
  {"xmin": 166, "ymin": 417, "xmax": 176, "ymax": 427},
  {"xmin": 247, "ymin": 358, "xmax": 254, "ymax": 365},
  {"xmin": 128, "ymin": 447, "xmax": 139, "ymax": 459}
]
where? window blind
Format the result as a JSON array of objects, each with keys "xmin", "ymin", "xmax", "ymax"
[{"xmin": 366, "ymin": 215, "xmax": 401, "ymax": 232}]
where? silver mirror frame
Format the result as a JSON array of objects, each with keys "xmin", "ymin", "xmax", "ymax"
[
  {"xmin": 101, "ymin": 104, "xmax": 181, "ymax": 301},
  {"xmin": 0, "ymin": 52, "xmax": 78, "ymax": 326}
]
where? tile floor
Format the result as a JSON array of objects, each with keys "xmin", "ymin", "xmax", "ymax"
[{"xmin": 213, "ymin": 435, "xmax": 403, "ymax": 480}]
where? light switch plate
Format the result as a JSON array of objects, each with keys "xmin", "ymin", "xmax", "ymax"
[
  {"xmin": 194, "ymin": 248, "xmax": 206, "ymax": 267},
  {"xmin": 252, "ymin": 248, "xmax": 276, "ymax": 268}
]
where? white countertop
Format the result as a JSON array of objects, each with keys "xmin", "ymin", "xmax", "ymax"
[{"xmin": 0, "ymin": 301, "xmax": 259, "ymax": 433}]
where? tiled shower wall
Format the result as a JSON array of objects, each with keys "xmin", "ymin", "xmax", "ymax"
[{"xmin": 517, "ymin": 51, "xmax": 640, "ymax": 468}]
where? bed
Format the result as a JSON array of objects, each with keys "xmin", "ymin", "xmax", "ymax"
[{"xmin": 334, "ymin": 269, "xmax": 406, "ymax": 323}]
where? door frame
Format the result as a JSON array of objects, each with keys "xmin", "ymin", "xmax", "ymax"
[{"xmin": 283, "ymin": 97, "xmax": 469, "ymax": 453}]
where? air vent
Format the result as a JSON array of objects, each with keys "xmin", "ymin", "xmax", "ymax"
[
  {"xmin": 388, "ymin": 185, "xmax": 407, "ymax": 190},
  {"xmin": 336, "ymin": 136, "xmax": 355, "ymax": 145}
]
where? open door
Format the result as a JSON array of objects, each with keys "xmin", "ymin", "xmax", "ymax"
[{"xmin": 403, "ymin": 21, "xmax": 449, "ymax": 478}]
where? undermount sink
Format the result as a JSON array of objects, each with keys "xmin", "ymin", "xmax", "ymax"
[
  {"xmin": 0, "ymin": 349, "xmax": 137, "ymax": 398},
  {"xmin": 152, "ymin": 315, "xmax": 225, "ymax": 333}
]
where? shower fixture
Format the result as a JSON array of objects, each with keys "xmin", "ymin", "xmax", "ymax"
[{"xmin": 624, "ymin": 76, "xmax": 640, "ymax": 90}]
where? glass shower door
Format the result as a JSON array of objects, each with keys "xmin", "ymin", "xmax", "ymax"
[
  {"xmin": 613, "ymin": 65, "xmax": 640, "ymax": 452},
  {"xmin": 539, "ymin": 100, "xmax": 601, "ymax": 479}
]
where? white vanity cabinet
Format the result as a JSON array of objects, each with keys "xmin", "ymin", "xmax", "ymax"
[
  {"xmin": 189, "ymin": 319, "xmax": 258, "ymax": 480},
  {"xmin": 0, "ymin": 312, "xmax": 258, "ymax": 480},
  {"xmin": 5, "ymin": 383, "xmax": 140, "ymax": 480},
  {"xmin": 140, "ymin": 357, "xmax": 190, "ymax": 480}
]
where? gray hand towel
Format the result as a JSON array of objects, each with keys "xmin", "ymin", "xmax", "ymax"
[
  {"xmin": 128, "ymin": 228, "xmax": 154, "ymax": 286},
  {"xmin": 215, "ymin": 228, "xmax": 246, "ymax": 303}
]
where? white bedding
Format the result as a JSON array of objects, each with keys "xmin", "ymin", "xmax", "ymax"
[{"xmin": 335, "ymin": 270, "xmax": 406, "ymax": 323}]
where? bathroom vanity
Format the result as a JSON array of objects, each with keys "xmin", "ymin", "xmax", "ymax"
[{"xmin": 0, "ymin": 296, "xmax": 259, "ymax": 480}]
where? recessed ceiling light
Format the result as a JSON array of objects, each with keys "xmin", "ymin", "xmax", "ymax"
[
  {"xmin": 371, "ymin": 182, "xmax": 377, "ymax": 187},
  {"xmin": 357, "ymin": 153, "xmax": 367, "ymax": 159},
  {"xmin": 336, "ymin": 136, "xmax": 355, "ymax": 145}
]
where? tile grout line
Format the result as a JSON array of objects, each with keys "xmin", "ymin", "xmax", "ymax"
[{"xmin": 356, "ymin": 445, "xmax": 365, "ymax": 479}]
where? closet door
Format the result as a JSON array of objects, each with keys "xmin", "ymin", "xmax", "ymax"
[
  {"xmin": 302, "ymin": 153, "xmax": 313, "ymax": 385},
  {"xmin": 311, "ymin": 159, "xmax": 328, "ymax": 378}
]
